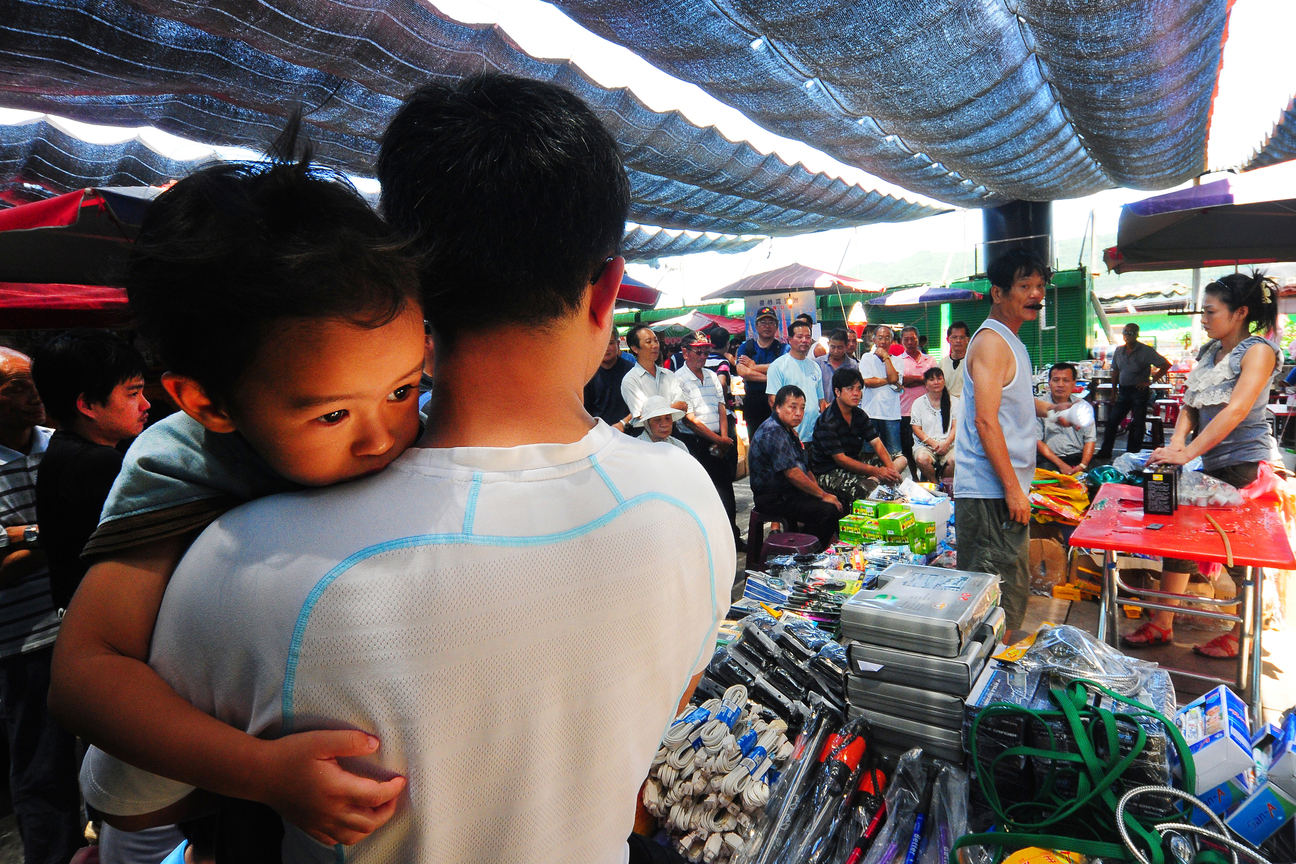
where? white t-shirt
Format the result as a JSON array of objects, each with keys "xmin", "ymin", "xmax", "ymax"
[
  {"xmin": 910, "ymin": 393, "xmax": 959, "ymax": 443},
  {"xmin": 765, "ymin": 354, "xmax": 824, "ymax": 441},
  {"xmin": 859, "ymin": 353, "xmax": 901, "ymax": 420},
  {"xmin": 620, "ymin": 363, "xmax": 684, "ymax": 422},
  {"xmin": 81, "ymin": 422, "xmax": 733, "ymax": 864},
  {"xmin": 676, "ymin": 366, "xmax": 724, "ymax": 434}
]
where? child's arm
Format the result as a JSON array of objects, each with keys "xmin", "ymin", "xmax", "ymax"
[{"xmin": 48, "ymin": 536, "xmax": 406, "ymax": 845}]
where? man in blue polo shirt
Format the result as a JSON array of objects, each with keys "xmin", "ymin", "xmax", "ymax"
[
  {"xmin": 765, "ymin": 320, "xmax": 826, "ymax": 442},
  {"xmin": 735, "ymin": 307, "xmax": 788, "ymax": 436}
]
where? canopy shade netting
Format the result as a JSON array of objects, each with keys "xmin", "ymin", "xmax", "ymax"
[
  {"xmin": 702, "ymin": 263, "xmax": 885, "ymax": 300},
  {"xmin": 552, "ymin": 0, "xmax": 1230, "ymax": 204},
  {"xmin": 0, "ymin": 0, "xmax": 947, "ymax": 240},
  {"xmin": 1246, "ymin": 97, "xmax": 1296, "ymax": 171}
]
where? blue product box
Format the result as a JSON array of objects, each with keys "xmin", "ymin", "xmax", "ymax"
[
  {"xmin": 1174, "ymin": 685, "xmax": 1252, "ymax": 794},
  {"xmin": 1266, "ymin": 713, "xmax": 1296, "ymax": 799},
  {"xmin": 1191, "ymin": 772, "xmax": 1254, "ymax": 825},
  {"xmin": 1224, "ymin": 780, "xmax": 1296, "ymax": 846}
]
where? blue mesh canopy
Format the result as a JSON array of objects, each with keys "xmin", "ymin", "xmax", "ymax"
[
  {"xmin": 0, "ymin": 0, "xmax": 947, "ymax": 241},
  {"xmin": 0, "ymin": 120, "xmax": 764, "ymax": 259},
  {"xmin": 1246, "ymin": 97, "xmax": 1296, "ymax": 170},
  {"xmin": 550, "ymin": 0, "xmax": 1231, "ymax": 203}
]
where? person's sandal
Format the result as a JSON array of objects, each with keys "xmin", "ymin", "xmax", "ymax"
[
  {"xmin": 1121, "ymin": 621, "xmax": 1173, "ymax": 647},
  {"xmin": 1192, "ymin": 633, "xmax": 1240, "ymax": 659}
]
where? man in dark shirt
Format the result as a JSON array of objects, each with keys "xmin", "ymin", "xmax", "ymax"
[
  {"xmin": 1098, "ymin": 323, "xmax": 1170, "ymax": 458},
  {"xmin": 584, "ymin": 329, "xmax": 634, "ymax": 432},
  {"xmin": 808, "ymin": 367, "xmax": 904, "ymax": 506},
  {"xmin": 747, "ymin": 384, "xmax": 841, "ymax": 548},
  {"xmin": 32, "ymin": 330, "xmax": 149, "ymax": 610},
  {"xmin": 735, "ymin": 307, "xmax": 788, "ymax": 437}
]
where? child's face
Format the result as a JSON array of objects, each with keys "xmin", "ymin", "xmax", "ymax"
[{"xmin": 226, "ymin": 305, "xmax": 426, "ymax": 486}]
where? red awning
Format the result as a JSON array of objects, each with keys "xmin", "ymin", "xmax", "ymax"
[{"xmin": 0, "ymin": 282, "xmax": 129, "ymax": 329}]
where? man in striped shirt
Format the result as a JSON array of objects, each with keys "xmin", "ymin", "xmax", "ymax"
[
  {"xmin": 0, "ymin": 347, "xmax": 81, "ymax": 864},
  {"xmin": 677, "ymin": 331, "xmax": 742, "ymax": 548}
]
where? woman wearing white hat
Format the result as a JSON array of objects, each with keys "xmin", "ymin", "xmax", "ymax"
[{"xmin": 635, "ymin": 396, "xmax": 688, "ymax": 452}]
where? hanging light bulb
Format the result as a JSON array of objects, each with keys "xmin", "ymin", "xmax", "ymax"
[{"xmin": 847, "ymin": 301, "xmax": 867, "ymax": 340}]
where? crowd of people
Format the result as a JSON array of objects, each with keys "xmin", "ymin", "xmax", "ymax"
[{"xmin": 0, "ymin": 69, "xmax": 1286, "ymax": 864}]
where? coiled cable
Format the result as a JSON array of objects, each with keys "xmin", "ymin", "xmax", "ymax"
[{"xmin": 1116, "ymin": 786, "xmax": 1266, "ymax": 864}]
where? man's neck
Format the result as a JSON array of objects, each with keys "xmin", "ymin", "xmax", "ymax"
[
  {"xmin": 600, "ymin": 356, "xmax": 620, "ymax": 370},
  {"xmin": 789, "ymin": 349, "xmax": 809, "ymax": 361},
  {"xmin": 988, "ymin": 307, "xmax": 1024, "ymax": 334},
  {"xmin": 907, "ymin": 348, "xmax": 921, "ymax": 359},
  {"xmin": 950, "ymin": 350, "xmax": 965, "ymax": 361},
  {"xmin": 636, "ymin": 356, "xmax": 657, "ymax": 374},
  {"xmin": 67, "ymin": 416, "xmax": 121, "ymax": 448},
  {"xmin": 422, "ymin": 330, "xmax": 600, "ymax": 449},
  {"xmin": 0, "ymin": 423, "xmax": 34, "ymax": 455},
  {"xmin": 685, "ymin": 363, "xmax": 705, "ymax": 380},
  {"xmin": 756, "ymin": 334, "xmax": 776, "ymax": 349},
  {"xmin": 834, "ymin": 399, "xmax": 853, "ymax": 424}
]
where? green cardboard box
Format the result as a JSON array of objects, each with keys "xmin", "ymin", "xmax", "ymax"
[
  {"xmin": 853, "ymin": 499, "xmax": 882, "ymax": 518},
  {"xmin": 877, "ymin": 501, "xmax": 908, "ymax": 517},
  {"xmin": 879, "ymin": 510, "xmax": 915, "ymax": 544},
  {"xmin": 860, "ymin": 518, "xmax": 882, "ymax": 542},
  {"xmin": 908, "ymin": 520, "xmax": 937, "ymax": 555}
]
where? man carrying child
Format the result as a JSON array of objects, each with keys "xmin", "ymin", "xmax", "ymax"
[{"xmin": 64, "ymin": 75, "xmax": 733, "ymax": 864}]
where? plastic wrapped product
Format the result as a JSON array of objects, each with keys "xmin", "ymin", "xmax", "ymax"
[
  {"xmin": 1013, "ymin": 624, "xmax": 1165, "ymax": 697},
  {"xmin": 1177, "ymin": 470, "xmax": 1244, "ymax": 507},
  {"xmin": 917, "ymin": 763, "xmax": 970, "ymax": 864},
  {"xmin": 860, "ymin": 749, "xmax": 926, "ymax": 864}
]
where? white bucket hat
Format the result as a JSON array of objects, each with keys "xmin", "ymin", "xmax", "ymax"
[{"xmin": 636, "ymin": 395, "xmax": 685, "ymax": 426}]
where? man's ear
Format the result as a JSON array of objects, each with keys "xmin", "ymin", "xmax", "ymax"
[
  {"xmin": 160, "ymin": 373, "xmax": 237, "ymax": 433},
  {"xmin": 588, "ymin": 255, "xmax": 625, "ymax": 333}
]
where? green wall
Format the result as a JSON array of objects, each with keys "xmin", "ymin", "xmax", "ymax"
[{"xmin": 861, "ymin": 267, "xmax": 1094, "ymax": 368}]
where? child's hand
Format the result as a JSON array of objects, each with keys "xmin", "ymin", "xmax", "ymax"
[{"xmin": 256, "ymin": 730, "xmax": 406, "ymax": 846}]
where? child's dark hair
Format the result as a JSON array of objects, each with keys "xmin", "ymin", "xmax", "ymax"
[
  {"xmin": 377, "ymin": 73, "xmax": 630, "ymax": 347},
  {"xmin": 1205, "ymin": 271, "xmax": 1279, "ymax": 337},
  {"xmin": 30, "ymin": 329, "xmax": 147, "ymax": 426},
  {"xmin": 127, "ymin": 118, "xmax": 421, "ymax": 406}
]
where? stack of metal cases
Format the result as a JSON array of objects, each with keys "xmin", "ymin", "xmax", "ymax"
[{"xmin": 841, "ymin": 564, "xmax": 1005, "ymax": 764}]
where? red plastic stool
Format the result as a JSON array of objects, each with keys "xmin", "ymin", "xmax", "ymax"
[{"xmin": 761, "ymin": 532, "xmax": 820, "ymax": 562}]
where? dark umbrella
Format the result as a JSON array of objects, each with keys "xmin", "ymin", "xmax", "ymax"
[
  {"xmin": 0, "ymin": 187, "xmax": 157, "ymax": 285},
  {"xmin": 1103, "ymin": 165, "xmax": 1296, "ymax": 274}
]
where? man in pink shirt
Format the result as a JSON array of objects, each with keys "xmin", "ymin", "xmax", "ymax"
[{"xmin": 899, "ymin": 325, "xmax": 937, "ymax": 479}]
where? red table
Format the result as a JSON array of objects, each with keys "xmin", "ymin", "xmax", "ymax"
[{"xmin": 1069, "ymin": 484, "xmax": 1295, "ymax": 718}]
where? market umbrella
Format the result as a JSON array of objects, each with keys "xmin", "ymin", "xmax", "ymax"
[
  {"xmin": 648, "ymin": 310, "xmax": 746, "ymax": 335},
  {"xmin": 1102, "ymin": 161, "xmax": 1296, "ymax": 274},
  {"xmin": 867, "ymin": 286, "xmax": 983, "ymax": 306},
  {"xmin": 0, "ymin": 281, "xmax": 128, "ymax": 328},
  {"xmin": 0, "ymin": 187, "xmax": 159, "ymax": 285},
  {"xmin": 616, "ymin": 272, "xmax": 660, "ymax": 309},
  {"xmin": 699, "ymin": 262, "xmax": 886, "ymax": 300}
]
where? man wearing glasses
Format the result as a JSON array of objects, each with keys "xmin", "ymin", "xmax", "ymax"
[{"xmin": 678, "ymin": 331, "xmax": 741, "ymax": 548}]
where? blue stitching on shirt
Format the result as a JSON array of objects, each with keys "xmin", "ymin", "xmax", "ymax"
[
  {"xmin": 280, "ymin": 492, "xmax": 718, "ymax": 733},
  {"xmin": 589, "ymin": 456, "xmax": 625, "ymax": 504},
  {"xmin": 463, "ymin": 471, "xmax": 483, "ymax": 535}
]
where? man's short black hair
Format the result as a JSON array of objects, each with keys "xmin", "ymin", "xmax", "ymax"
[
  {"xmin": 987, "ymin": 248, "xmax": 1051, "ymax": 293},
  {"xmin": 1123, "ymin": 323, "xmax": 1140, "ymax": 335},
  {"xmin": 788, "ymin": 320, "xmax": 812, "ymax": 338},
  {"xmin": 793, "ymin": 313, "xmax": 814, "ymax": 324},
  {"xmin": 773, "ymin": 384, "xmax": 805, "ymax": 408},
  {"xmin": 1049, "ymin": 362, "xmax": 1078, "ymax": 380},
  {"xmin": 901, "ymin": 325, "xmax": 919, "ymax": 338},
  {"xmin": 127, "ymin": 121, "xmax": 421, "ymax": 406},
  {"xmin": 31, "ymin": 329, "xmax": 147, "ymax": 426},
  {"xmin": 947, "ymin": 321, "xmax": 970, "ymax": 337},
  {"xmin": 377, "ymin": 74, "xmax": 631, "ymax": 346},
  {"xmin": 832, "ymin": 367, "xmax": 864, "ymax": 394},
  {"xmin": 626, "ymin": 324, "xmax": 654, "ymax": 350},
  {"xmin": 827, "ymin": 328, "xmax": 849, "ymax": 344}
]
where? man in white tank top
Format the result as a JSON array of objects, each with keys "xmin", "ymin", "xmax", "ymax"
[{"xmin": 953, "ymin": 249, "xmax": 1071, "ymax": 633}]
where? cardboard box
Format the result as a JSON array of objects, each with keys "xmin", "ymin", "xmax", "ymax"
[
  {"xmin": 878, "ymin": 501, "xmax": 909, "ymax": 517},
  {"xmin": 1225, "ymin": 781, "xmax": 1296, "ymax": 845},
  {"xmin": 853, "ymin": 499, "xmax": 882, "ymax": 518},
  {"xmin": 1192, "ymin": 772, "xmax": 1255, "ymax": 825},
  {"xmin": 879, "ymin": 510, "xmax": 915, "ymax": 544},
  {"xmin": 1265, "ymin": 714, "xmax": 1296, "ymax": 799},
  {"xmin": 1175, "ymin": 686, "xmax": 1253, "ymax": 794},
  {"xmin": 908, "ymin": 521, "xmax": 937, "ymax": 555}
]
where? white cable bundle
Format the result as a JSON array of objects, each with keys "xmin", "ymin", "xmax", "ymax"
[{"xmin": 647, "ymin": 699, "xmax": 793, "ymax": 864}]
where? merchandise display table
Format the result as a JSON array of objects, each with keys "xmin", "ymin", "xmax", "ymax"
[{"xmin": 1069, "ymin": 483, "xmax": 1295, "ymax": 718}]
